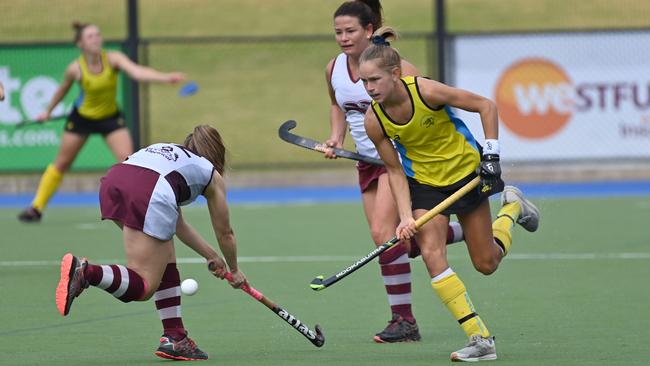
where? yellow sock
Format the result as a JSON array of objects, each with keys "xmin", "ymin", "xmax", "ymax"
[
  {"xmin": 32, "ymin": 164, "xmax": 64, "ymax": 212},
  {"xmin": 493, "ymin": 201, "xmax": 521, "ymax": 255},
  {"xmin": 431, "ymin": 270, "xmax": 490, "ymax": 338}
]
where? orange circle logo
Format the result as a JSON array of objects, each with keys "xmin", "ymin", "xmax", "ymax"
[{"xmin": 495, "ymin": 58, "xmax": 573, "ymax": 139}]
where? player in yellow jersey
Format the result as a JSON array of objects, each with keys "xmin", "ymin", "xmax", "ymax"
[
  {"xmin": 18, "ymin": 22, "xmax": 185, "ymax": 222},
  {"xmin": 361, "ymin": 27, "xmax": 540, "ymax": 362},
  {"xmin": 323, "ymin": 0, "xmax": 464, "ymax": 344}
]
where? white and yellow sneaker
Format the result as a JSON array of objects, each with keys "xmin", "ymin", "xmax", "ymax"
[
  {"xmin": 501, "ymin": 186, "xmax": 540, "ymax": 232},
  {"xmin": 451, "ymin": 335, "xmax": 497, "ymax": 362}
]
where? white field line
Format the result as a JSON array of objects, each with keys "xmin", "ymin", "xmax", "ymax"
[{"xmin": 1, "ymin": 252, "xmax": 649, "ymax": 267}]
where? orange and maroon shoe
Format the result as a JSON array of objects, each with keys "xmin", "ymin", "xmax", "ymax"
[
  {"xmin": 55, "ymin": 253, "xmax": 89, "ymax": 316},
  {"xmin": 155, "ymin": 334, "xmax": 208, "ymax": 361}
]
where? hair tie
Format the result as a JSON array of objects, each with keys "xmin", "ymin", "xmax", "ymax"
[{"xmin": 371, "ymin": 35, "xmax": 390, "ymax": 46}]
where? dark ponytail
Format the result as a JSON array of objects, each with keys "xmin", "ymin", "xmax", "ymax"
[
  {"xmin": 72, "ymin": 21, "xmax": 90, "ymax": 43},
  {"xmin": 334, "ymin": 0, "xmax": 383, "ymax": 31}
]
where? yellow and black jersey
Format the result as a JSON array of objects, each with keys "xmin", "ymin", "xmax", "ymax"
[
  {"xmin": 371, "ymin": 76, "xmax": 480, "ymax": 187},
  {"xmin": 75, "ymin": 50, "xmax": 118, "ymax": 120}
]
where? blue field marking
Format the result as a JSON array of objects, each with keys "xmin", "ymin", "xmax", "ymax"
[{"xmin": 0, "ymin": 181, "xmax": 649, "ymax": 208}]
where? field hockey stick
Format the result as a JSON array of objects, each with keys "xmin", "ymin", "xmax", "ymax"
[
  {"xmin": 15, "ymin": 113, "xmax": 67, "ymax": 128},
  {"xmin": 278, "ymin": 120, "xmax": 384, "ymax": 166},
  {"xmin": 310, "ymin": 176, "xmax": 480, "ymax": 291},
  {"xmin": 223, "ymin": 272, "xmax": 325, "ymax": 347}
]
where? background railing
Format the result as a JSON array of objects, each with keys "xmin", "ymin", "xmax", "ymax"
[{"xmin": 1, "ymin": 0, "xmax": 649, "ymax": 174}]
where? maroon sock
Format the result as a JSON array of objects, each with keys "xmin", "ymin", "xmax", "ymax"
[
  {"xmin": 83, "ymin": 263, "xmax": 146, "ymax": 302},
  {"xmin": 378, "ymin": 244, "xmax": 415, "ymax": 322},
  {"xmin": 153, "ymin": 263, "xmax": 186, "ymax": 340}
]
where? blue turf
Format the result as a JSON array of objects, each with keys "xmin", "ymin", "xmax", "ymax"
[{"xmin": 1, "ymin": 181, "xmax": 649, "ymax": 208}]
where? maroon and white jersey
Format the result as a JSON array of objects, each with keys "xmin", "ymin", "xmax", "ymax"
[
  {"xmin": 123, "ymin": 143, "xmax": 214, "ymax": 206},
  {"xmin": 330, "ymin": 53, "xmax": 378, "ymax": 159},
  {"xmin": 100, "ymin": 143, "xmax": 215, "ymax": 241}
]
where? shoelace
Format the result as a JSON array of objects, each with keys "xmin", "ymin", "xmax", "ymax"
[
  {"xmin": 384, "ymin": 316, "xmax": 403, "ymax": 331},
  {"xmin": 185, "ymin": 338, "xmax": 197, "ymax": 350},
  {"xmin": 467, "ymin": 335, "xmax": 484, "ymax": 346}
]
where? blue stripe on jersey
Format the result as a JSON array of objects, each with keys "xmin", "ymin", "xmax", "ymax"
[
  {"xmin": 445, "ymin": 106, "xmax": 478, "ymax": 151},
  {"xmin": 74, "ymin": 90, "xmax": 84, "ymax": 108},
  {"xmin": 394, "ymin": 140, "xmax": 415, "ymax": 178}
]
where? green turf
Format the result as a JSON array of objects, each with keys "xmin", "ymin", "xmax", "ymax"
[{"xmin": 1, "ymin": 196, "xmax": 649, "ymax": 365}]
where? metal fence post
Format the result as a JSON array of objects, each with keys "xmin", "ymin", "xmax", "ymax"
[
  {"xmin": 126, "ymin": 0, "xmax": 141, "ymax": 149},
  {"xmin": 435, "ymin": 0, "xmax": 446, "ymax": 83}
]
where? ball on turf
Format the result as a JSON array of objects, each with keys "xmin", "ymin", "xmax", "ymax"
[{"xmin": 181, "ymin": 278, "xmax": 199, "ymax": 296}]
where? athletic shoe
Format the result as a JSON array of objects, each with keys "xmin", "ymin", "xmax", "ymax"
[
  {"xmin": 18, "ymin": 207, "xmax": 42, "ymax": 223},
  {"xmin": 500, "ymin": 186, "xmax": 540, "ymax": 232},
  {"xmin": 55, "ymin": 253, "xmax": 89, "ymax": 316},
  {"xmin": 155, "ymin": 334, "xmax": 209, "ymax": 361},
  {"xmin": 451, "ymin": 335, "xmax": 497, "ymax": 362},
  {"xmin": 373, "ymin": 313, "xmax": 421, "ymax": 343}
]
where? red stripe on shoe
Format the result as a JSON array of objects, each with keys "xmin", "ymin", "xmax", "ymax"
[{"xmin": 154, "ymin": 351, "xmax": 204, "ymax": 361}]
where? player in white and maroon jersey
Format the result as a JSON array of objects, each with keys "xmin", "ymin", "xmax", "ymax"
[
  {"xmin": 55, "ymin": 125, "xmax": 247, "ymax": 361},
  {"xmin": 323, "ymin": 1, "xmax": 464, "ymax": 343}
]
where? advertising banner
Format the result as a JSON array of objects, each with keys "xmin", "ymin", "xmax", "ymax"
[
  {"xmin": 0, "ymin": 44, "xmax": 125, "ymax": 171},
  {"xmin": 451, "ymin": 31, "xmax": 650, "ymax": 161}
]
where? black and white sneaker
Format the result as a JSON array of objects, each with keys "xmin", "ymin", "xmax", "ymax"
[
  {"xmin": 373, "ymin": 313, "xmax": 421, "ymax": 343},
  {"xmin": 18, "ymin": 206, "xmax": 42, "ymax": 223}
]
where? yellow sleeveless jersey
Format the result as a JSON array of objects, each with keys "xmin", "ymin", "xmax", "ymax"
[
  {"xmin": 371, "ymin": 76, "xmax": 480, "ymax": 187},
  {"xmin": 75, "ymin": 50, "xmax": 118, "ymax": 119}
]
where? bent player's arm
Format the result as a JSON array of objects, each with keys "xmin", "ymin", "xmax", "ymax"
[
  {"xmin": 417, "ymin": 78, "xmax": 499, "ymax": 140},
  {"xmin": 0, "ymin": 81, "xmax": 5, "ymax": 101},
  {"xmin": 364, "ymin": 110, "xmax": 412, "ymax": 221},
  {"xmin": 108, "ymin": 51, "xmax": 185, "ymax": 84},
  {"xmin": 325, "ymin": 59, "xmax": 346, "ymax": 148},
  {"xmin": 204, "ymin": 170, "xmax": 239, "ymax": 273},
  {"xmin": 175, "ymin": 207, "xmax": 220, "ymax": 261},
  {"xmin": 42, "ymin": 63, "xmax": 77, "ymax": 116}
]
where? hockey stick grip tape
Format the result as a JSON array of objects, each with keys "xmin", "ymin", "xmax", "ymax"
[{"xmin": 225, "ymin": 272, "xmax": 264, "ymax": 301}]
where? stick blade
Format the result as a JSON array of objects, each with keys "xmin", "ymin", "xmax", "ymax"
[
  {"xmin": 309, "ymin": 275, "xmax": 326, "ymax": 291},
  {"xmin": 278, "ymin": 120, "xmax": 297, "ymax": 136},
  {"xmin": 313, "ymin": 324, "xmax": 325, "ymax": 347}
]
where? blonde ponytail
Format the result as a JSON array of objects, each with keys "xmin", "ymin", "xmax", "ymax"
[{"xmin": 360, "ymin": 26, "xmax": 402, "ymax": 72}]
